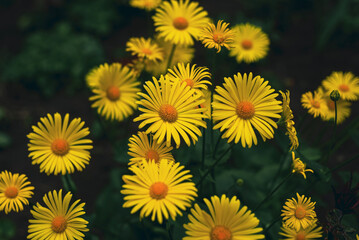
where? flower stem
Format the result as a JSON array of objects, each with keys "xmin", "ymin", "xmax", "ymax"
[
  {"xmin": 61, "ymin": 174, "xmax": 77, "ymax": 193},
  {"xmin": 333, "ymin": 100, "xmax": 338, "ymax": 137},
  {"xmin": 166, "ymin": 44, "xmax": 176, "ymax": 70},
  {"xmin": 166, "ymin": 221, "xmax": 173, "ymax": 240},
  {"xmin": 201, "ymin": 126, "xmax": 206, "ymax": 169}
]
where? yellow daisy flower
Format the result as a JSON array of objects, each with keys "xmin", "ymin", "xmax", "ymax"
[
  {"xmin": 281, "ymin": 193, "xmax": 317, "ymax": 231},
  {"xmin": 121, "ymin": 159, "xmax": 197, "ymax": 224},
  {"xmin": 0, "ymin": 171, "xmax": 34, "ymax": 214},
  {"xmin": 129, "ymin": 0, "xmax": 162, "ymax": 11},
  {"xmin": 153, "ymin": 0, "xmax": 210, "ymax": 46},
  {"xmin": 301, "ymin": 91, "xmax": 328, "ymax": 118},
  {"xmin": 279, "ymin": 223, "xmax": 323, "ymax": 240},
  {"xmin": 200, "ymin": 20, "xmax": 234, "ymax": 53},
  {"xmin": 322, "ymin": 71, "xmax": 359, "ymax": 101},
  {"xmin": 134, "ymin": 75, "xmax": 207, "ymax": 148},
  {"xmin": 88, "ymin": 63, "xmax": 141, "ymax": 121},
  {"xmin": 291, "ymin": 152, "xmax": 313, "ymax": 179},
  {"xmin": 27, "ymin": 113, "xmax": 93, "ymax": 175},
  {"xmin": 183, "ymin": 194, "xmax": 265, "ymax": 240},
  {"xmin": 356, "ymin": 234, "xmax": 359, "ymax": 240},
  {"xmin": 199, "ymin": 89, "xmax": 212, "ymax": 119},
  {"xmin": 128, "ymin": 131, "xmax": 174, "ymax": 165},
  {"xmin": 212, "ymin": 72, "xmax": 282, "ymax": 147},
  {"xmin": 280, "ymin": 90, "xmax": 299, "ymax": 150},
  {"xmin": 28, "ymin": 189, "xmax": 88, "ymax": 240},
  {"xmin": 126, "ymin": 37, "xmax": 164, "ymax": 62},
  {"xmin": 229, "ymin": 23, "xmax": 270, "ymax": 63},
  {"xmin": 166, "ymin": 62, "xmax": 212, "ymax": 92}
]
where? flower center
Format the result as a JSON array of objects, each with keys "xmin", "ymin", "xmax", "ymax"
[
  {"xmin": 211, "ymin": 225, "xmax": 232, "ymax": 240},
  {"xmin": 142, "ymin": 48, "xmax": 152, "ymax": 55},
  {"xmin": 311, "ymin": 100, "xmax": 320, "ymax": 109},
  {"xmin": 159, "ymin": 104, "xmax": 178, "ymax": 123},
  {"xmin": 327, "ymin": 99, "xmax": 335, "ymax": 111},
  {"xmin": 173, "ymin": 17, "xmax": 189, "ymax": 30},
  {"xmin": 295, "ymin": 206, "xmax": 306, "ymax": 219},
  {"xmin": 106, "ymin": 85, "xmax": 120, "ymax": 101},
  {"xmin": 236, "ymin": 101, "xmax": 255, "ymax": 119},
  {"xmin": 51, "ymin": 139, "xmax": 69, "ymax": 156},
  {"xmin": 149, "ymin": 182, "xmax": 168, "ymax": 200},
  {"xmin": 51, "ymin": 216, "xmax": 67, "ymax": 233},
  {"xmin": 182, "ymin": 79, "xmax": 194, "ymax": 88},
  {"xmin": 145, "ymin": 149, "xmax": 160, "ymax": 163},
  {"xmin": 4, "ymin": 186, "xmax": 18, "ymax": 198},
  {"xmin": 241, "ymin": 39, "xmax": 253, "ymax": 50},
  {"xmin": 296, "ymin": 232, "xmax": 306, "ymax": 240},
  {"xmin": 213, "ymin": 33, "xmax": 225, "ymax": 44},
  {"xmin": 339, "ymin": 84, "xmax": 349, "ymax": 92}
]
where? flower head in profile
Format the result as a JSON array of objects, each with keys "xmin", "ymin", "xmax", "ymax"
[
  {"xmin": 279, "ymin": 223, "xmax": 323, "ymax": 240},
  {"xmin": 229, "ymin": 23, "xmax": 270, "ymax": 63},
  {"xmin": 280, "ymin": 90, "xmax": 299, "ymax": 150},
  {"xmin": 281, "ymin": 193, "xmax": 317, "ymax": 231},
  {"xmin": 0, "ymin": 171, "xmax": 34, "ymax": 214},
  {"xmin": 28, "ymin": 189, "xmax": 88, "ymax": 240},
  {"xmin": 153, "ymin": 0, "xmax": 210, "ymax": 45},
  {"xmin": 322, "ymin": 71, "xmax": 359, "ymax": 101},
  {"xmin": 88, "ymin": 63, "xmax": 141, "ymax": 121},
  {"xmin": 184, "ymin": 194, "xmax": 265, "ymax": 240},
  {"xmin": 167, "ymin": 63, "xmax": 211, "ymax": 93},
  {"xmin": 121, "ymin": 159, "xmax": 197, "ymax": 224},
  {"xmin": 129, "ymin": 0, "xmax": 162, "ymax": 11},
  {"xmin": 134, "ymin": 76, "xmax": 207, "ymax": 148},
  {"xmin": 200, "ymin": 20, "xmax": 234, "ymax": 53},
  {"xmin": 301, "ymin": 90, "xmax": 328, "ymax": 118},
  {"xmin": 27, "ymin": 113, "xmax": 93, "ymax": 175},
  {"xmin": 128, "ymin": 131, "xmax": 174, "ymax": 165},
  {"xmin": 291, "ymin": 152, "xmax": 313, "ymax": 179},
  {"xmin": 212, "ymin": 72, "xmax": 282, "ymax": 147},
  {"xmin": 126, "ymin": 37, "xmax": 164, "ymax": 62}
]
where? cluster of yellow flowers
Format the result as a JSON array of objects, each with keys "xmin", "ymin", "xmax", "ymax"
[{"xmin": 301, "ymin": 71, "xmax": 359, "ymax": 123}]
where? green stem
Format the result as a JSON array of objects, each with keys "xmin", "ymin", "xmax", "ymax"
[
  {"xmin": 264, "ymin": 214, "xmax": 282, "ymax": 234},
  {"xmin": 166, "ymin": 221, "xmax": 173, "ymax": 240},
  {"xmin": 334, "ymin": 100, "xmax": 338, "ymax": 136},
  {"xmin": 269, "ymin": 151, "xmax": 289, "ymax": 189},
  {"xmin": 66, "ymin": 174, "xmax": 77, "ymax": 193},
  {"xmin": 254, "ymin": 173, "xmax": 291, "ymax": 212},
  {"xmin": 61, "ymin": 175, "xmax": 70, "ymax": 192},
  {"xmin": 201, "ymin": 126, "xmax": 206, "ymax": 169},
  {"xmin": 329, "ymin": 153, "xmax": 359, "ymax": 173},
  {"xmin": 166, "ymin": 44, "xmax": 176, "ymax": 70}
]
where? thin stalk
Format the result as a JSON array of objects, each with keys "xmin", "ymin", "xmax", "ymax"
[
  {"xmin": 65, "ymin": 174, "xmax": 77, "ymax": 193},
  {"xmin": 166, "ymin": 44, "xmax": 176, "ymax": 70},
  {"xmin": 166, "ymin": 221, "xmax": 173, "ymax": 240},
  {"xmin": 61, "ymin": 175, "xmax": 70, "ymax": 192},
  {"xmin": 333, "ymin": 100, "xmax": 338, "ymax": 138},
  {"xmin": 329, "ymin": 153, "xmax": 359, "ymax": 173},
  {"xmin": 269, "ymin": 151, "xmax": 289, "ymax": 189},
  {"xmin": 264, "ymin": 214, "xmax": 282, "ymax": 234},
  {"xmin": 201, "ymin": 126, "xmax": 206, "ymax": 169}
]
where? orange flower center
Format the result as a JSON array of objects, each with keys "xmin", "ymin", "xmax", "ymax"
[
  {"xmin": 183, "ymin": 79, "xmax": 194, "ymax": 88},
  {"xmin": 142, "ymin": 48, "xmax": 152, "ymax": 55},
  {"xmin": 106, "ymin": 85, "xmax": 120, "ymax": 101},
  {"xmin": 4, "ymin": 186, "xmax": 18, "ymax": 198},
  {"xmin": 311, "ymin": 100, "xmax": 320, "ymax": 109},
  {"xmin": 296, "ymin": 232, "xmax": 306, "ymax": 240},
  {"xmin": 211, "ymin": 225, "xmax": 232, "ymax": 240},
  {"xmin": 51, "ymin": 216, "xmax": 67, "ymax": 233},
  {"xmin": 173, "ymin": 17, "xmax": 189, "ymax": 30},
  {"xmin": 327, "ymin": 99, "xmax": 335, "ymax": 111},
  {"xmin": 213, "ymin": 33, "xmax": 225, "ymax": 44},
  {"xmin": 295, "ymin": 206, "xmax": 306, "ymax": 219},
  {"xmin": 236, "ymin": 101, "xmax": 255, "ymax": 119},
  {"xmin": 149, "ymin": 182, "xmax": 168, "ymax": 200},
  {"xmin": 339, "ymin": 84, "xmax": 349, "ymax": 92},
  {"xmin": 241, "ymin": 40, "xmax": 253, "ymax": 50},
  {"xmin": 159, "ymin": 104, "xmax": 178, "ymax": 123},
  {"xmin": 51, "ymin": 139, "xmax": 69, "ymax": 156},
  {"xmin": 145, "ymin": 149, "xmax": 160, "ymax": 162}
]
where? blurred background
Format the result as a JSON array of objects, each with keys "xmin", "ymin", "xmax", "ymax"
[{"xmin": 0, "ymin": 0, "xmax": 358, "ymax": 239}]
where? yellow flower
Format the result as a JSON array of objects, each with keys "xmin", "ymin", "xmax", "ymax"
[
  {"xmin": 200, "ymin": 20, "xmax": 234, "ymax": 53},
  {"xmin": 129, "ymin": 0, "xmax": 161, "ymax": 11},
  {"xmin": 121, "ymin": 159, "xmax": 197, "ymax": 224},
  {"xmin": 280, "ymin": 90, "xmax": 299, "ymax": 150},
  {"xmin": 126, "ymin": 37, "xmax": 164, "ymax": 62},
  {"xmin": 279, "ymin": 223, "xmax": 323, "ymax": 240},
  {"xmin": 229, "ymin": 23, "xmax": 270, "ymax": 63},
  {"xmin": 212, "ymin": 72, "xmax": 282, "ymax": 147},
  {"xmin": 199, "ymin": 89, "xmax": 212, "ymax": 119},
  {"xmin": 88, "ymin": 63, "xmax": 141, "ymax": 121},
  {"xmin": 0, "ymin": 171, "xmax": 34, "ymax": 214},
  {"xmin": 134, "ymin": 75, "xmax": 207, "ymax": 148},
  {"xmin": 27, "ymin": 113, "xmax": 93, "ymax": 175},
  {"xmin": 153, "ymin": 0, "xmax": 210, "ymax": 46},
  {"xmin": 28, "ymin": 189, "xmax": 88, "ymax": 240},
  {"xmin": 128, "ymin": 131, "xmax": 174, "ymax": 165},
  {"xmin": 281, "ymin": 193, "xmax": 317, "ymax": 231},
  {"xmin": 291, "ymin": 152, "xmax": 313, "ymax": 179},
  {"xmin": 145, "ymin": 37, "xmax": 194, "ymax": 76},
  {"xmin": 166, "ymin": 62, "xmax": 211, "ymax": 93},
  {"xmin": 356, "ymin": 234, "xmax": 359, "ymax": 240},
  {"xmin": 301, "ymin": 90, "xmax": 328, "ymax": 118},
  {"xmin": 322, "ymin": 71, "xmax": 359, "ymax": 101},
  {"xmin": 183, "ymin": 194, "xmax": 265, "ymax": 240}
]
